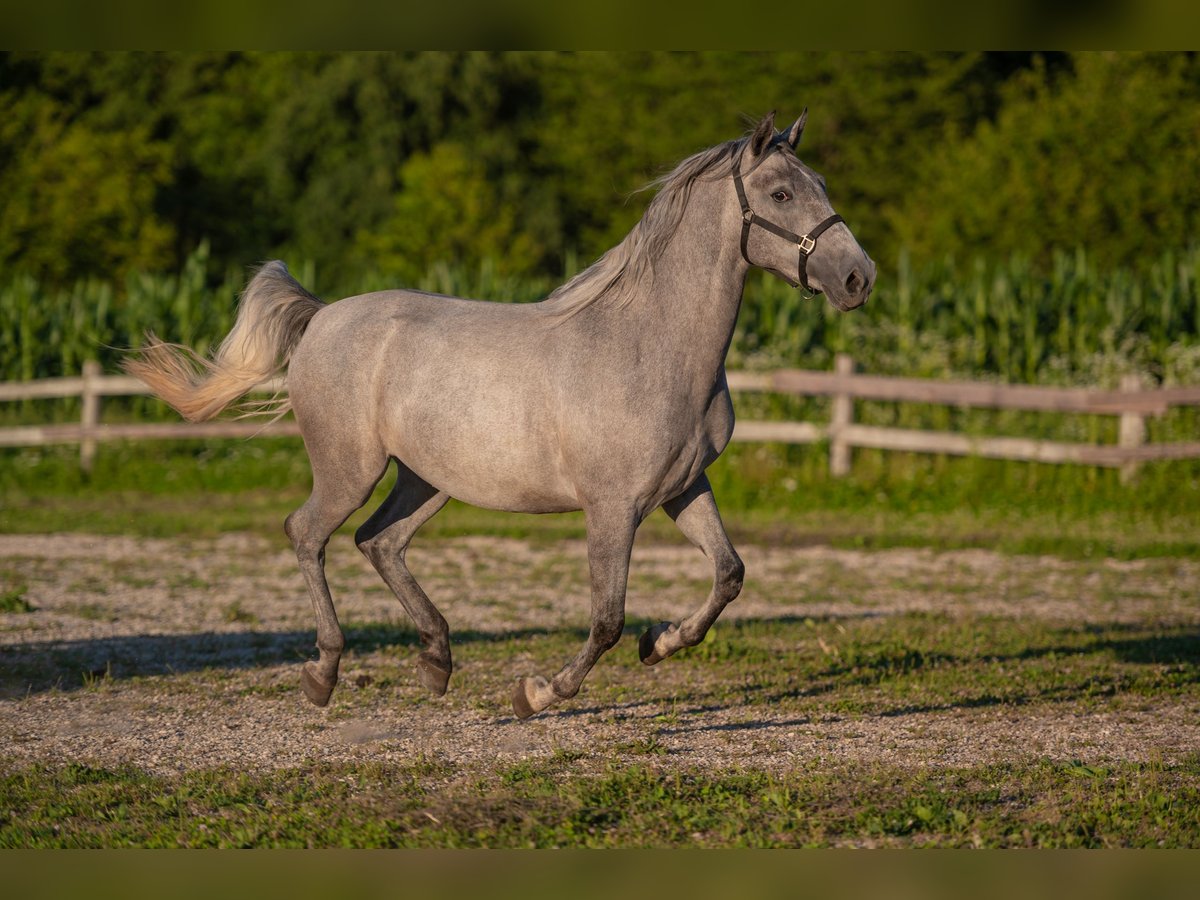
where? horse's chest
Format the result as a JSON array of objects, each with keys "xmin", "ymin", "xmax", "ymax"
[
  {"xmin": 701, "ymin": 387, "xmax": 736, "ymax": 456},
  {"xmin": 645, "ymin": 388, "xmax": 735, "ymax": 502}
]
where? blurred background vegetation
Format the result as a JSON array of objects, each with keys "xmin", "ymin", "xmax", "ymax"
[
  {"xmin": 2, "ymin": 50, "xmax": 1198, "ymax": 386},
  {"xmin": 1, "ymin": 51, "xmax": 1197, "ymax": 548}
]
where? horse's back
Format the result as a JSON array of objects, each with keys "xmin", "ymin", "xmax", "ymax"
[
  {"xmin": 292, "ymin": 289, "xmax": 558, "ymax": 388},
  {"xmin": 289, "ymin": 290, "xmax": 579, "ymax": 512}
]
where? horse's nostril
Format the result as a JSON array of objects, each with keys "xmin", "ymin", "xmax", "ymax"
[{"xmin": 845, "ymin": 269, "xmax": 863, "ymax": 295}]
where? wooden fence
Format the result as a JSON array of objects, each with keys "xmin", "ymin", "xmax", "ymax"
[{"xmin": 3, "ymin": 356, "xmax": 1200, "ymax": 479}]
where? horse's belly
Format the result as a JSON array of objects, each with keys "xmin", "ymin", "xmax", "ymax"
[
  {"xmin": 439, "ymin": 465, "xmax": 579, "ymax": 514},
  {"xmin": 385, "ymin": 418, "xmax": 578, "ymax": 514}
]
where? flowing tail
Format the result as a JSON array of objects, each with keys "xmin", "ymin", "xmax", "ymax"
[{"xmin": 122, "ymin": 260, "xmax": 324, "ymax": 423}]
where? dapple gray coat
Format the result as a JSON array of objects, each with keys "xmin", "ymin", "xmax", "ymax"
[{"xmin": 125, "ymin": 111, "xmax": 874, "ymax": 718}]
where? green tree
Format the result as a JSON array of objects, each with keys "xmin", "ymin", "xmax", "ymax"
[
  {"xmin": 7, "ymin": 51, "xmax": 1189, "ymax": 290},
  {"xmin": 890, "ymin": 52, "xmax": 1200, "ymax": 270},
  {"xmin": 353, "ymin": 141, "xmax": 539, "ymax": 283},
  {"xmin": 527, "ymin": 52, "xmax": 1030, "ymax": 267},
  {"xmin": 0, "ymin": 113, "xmax": 174, "ymax": 283},
  {"xmin": 0, "ymin": 51, "xmax": 246, "ymax": 283},
  {"xmin": 250, "ymin": 51, "xmax": 543, "ymax": 289}
]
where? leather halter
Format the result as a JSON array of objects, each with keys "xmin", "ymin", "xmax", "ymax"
[{"xmin": 732, "ymin": 146, "xmax": 844, "ymax": 295}]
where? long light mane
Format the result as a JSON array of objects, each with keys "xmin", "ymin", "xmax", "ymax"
[{"xmin": 539, "ymin": 136, "xmax": 750, "ymax": 320}]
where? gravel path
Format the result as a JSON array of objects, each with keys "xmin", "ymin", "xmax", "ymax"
[{"xmin": 2, "ymin": 531, "xmax": 1198, "ymax": 777}]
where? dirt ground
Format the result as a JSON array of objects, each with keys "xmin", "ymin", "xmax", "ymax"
[{"xmin": 2, "ymin": 531, "xmax": 1198, "ymax": 778}]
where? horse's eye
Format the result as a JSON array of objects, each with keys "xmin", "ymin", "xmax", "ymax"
[{"xmin": 771, "ymin": 190, "xmax": 790, "ymax": 203}]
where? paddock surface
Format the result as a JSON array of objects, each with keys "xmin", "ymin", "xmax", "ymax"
[{"xmin": 2, "ymin": 531, "xmax": 1198, "ymax": 778}]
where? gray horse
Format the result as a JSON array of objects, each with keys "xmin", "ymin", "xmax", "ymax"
[{"xmin": 125, "ymin": 111, "xmax": 874, "ymax": 719}]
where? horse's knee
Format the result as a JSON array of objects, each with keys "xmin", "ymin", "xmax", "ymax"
[{"xmin": 716, "ymin": 551, "xmax": 745, "ymax": 600}]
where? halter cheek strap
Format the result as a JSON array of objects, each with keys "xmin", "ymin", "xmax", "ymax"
[{"xmin": 732, "ymin": 150, "xmax": 844, "ymax": 294}]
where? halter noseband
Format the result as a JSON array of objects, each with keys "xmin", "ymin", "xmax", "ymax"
[{"xmin": 732, "ymin": 146, "xmax": 844, "ymax": 295}]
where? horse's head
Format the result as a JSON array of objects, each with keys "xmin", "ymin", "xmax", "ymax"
[{"xmin": 733, "ymin": 110, "xmax": 874, "ymax": 311}]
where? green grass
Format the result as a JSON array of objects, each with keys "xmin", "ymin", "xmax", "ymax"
[
  {"xmin": 3, "ymin": 391, "xmax": 1197, "ymax": 848},
  {"xmin": 0, "ymin": 583, "xmax": 34, "ymax": 613},
  {"xmin": 221, "ymin": 600, "xmax": 260, "ymax": 625},
  {"xmin": 2, "ymin": 437, "xmax": 1197, "ymax": 559},
  {"xmin": 3, "ymin": 548, "xmax": 1197, "ymax": 846},
  {"xmin": 2, "ymin": 754, "xmax": 1196, "ymax": 848},
  {"xmin": 676, "ymin": 614, "xmax": 1200, "ymax": 715}
]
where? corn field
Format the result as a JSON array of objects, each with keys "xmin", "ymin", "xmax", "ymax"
[
  {"xmin": 3, "ymin": 244, "xmax": 1200, "ymax": 390},
  {"xmin": 734, "ymin": 247, "xmax": 1200, "ymax": 389}
]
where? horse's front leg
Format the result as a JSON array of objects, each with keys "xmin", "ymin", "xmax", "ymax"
[
  {"xmin": 639, "ymin": 473, "xmax": 744, "ymax": 665},
  {"xmin": 513, "ymin": 504, "xmax": 639, "ymax": 719}
]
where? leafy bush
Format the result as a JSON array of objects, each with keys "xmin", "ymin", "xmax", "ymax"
[{"xmin": 891, "ymin": 52, "xmax": 1200, "ymax": 271}]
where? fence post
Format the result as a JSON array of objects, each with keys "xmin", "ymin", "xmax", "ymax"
[
  {"xmin": 80, "ymin": 360, "xmax": 100, "ymax": 474},
  {"xmin": 830, "ymin": 353, "xmax": 855, "ymax": 477},
  {"xmin": 1118, "ymin": 373, "xmax": 1145, "ymax": 484}
]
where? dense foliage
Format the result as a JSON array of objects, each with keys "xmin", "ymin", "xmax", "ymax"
[
  {"xmin": 6, "ymin": 51, "xmax": 1196, "ymax": 290},
  {"xmin": 2, "ymin": 51, "xmax": 1198, "ymax": 385}
]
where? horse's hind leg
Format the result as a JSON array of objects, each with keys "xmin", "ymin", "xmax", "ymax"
[
  {"xmin": 639, "ymin": 474, "xmax": 744, "ymax": 666},
  {"xmin": 354, "ymin": 462, "xmax": 452, "ymax": 696},
  {"xmin": 513, "ymin": 504, "xmax": 639, "ymax": 719},
  {"xmin": 286, "ymin": 446, "xmax": 388, "ymax": 707}
]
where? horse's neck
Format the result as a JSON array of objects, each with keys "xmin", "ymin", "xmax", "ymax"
[{"xmin": 628, "ymin": 207, "xmax": 748, "ymax": 382}]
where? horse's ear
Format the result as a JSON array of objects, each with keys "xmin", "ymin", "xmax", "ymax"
[
  {"xmin": 749, "ymin": 110, "xmax": 777, "ymax": 157},
  {"xmin": 786, "ymin": 108, "xmax": 808, "ymax": 150}
]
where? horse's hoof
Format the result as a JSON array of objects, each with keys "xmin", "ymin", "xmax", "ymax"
[
  {"xmin": 639, "ymin": 622, "xmax": 678, "ymax": 666},
  {"xmin": 416, "ymin": 656, "xmax": 451, "ymax": 697},
  {"xmin": 512, "ymin": 675, "xmax": 551, "ymax": 720},
  {"xmin": 300, "ymin": 662, "xmax": 336, "ymax": 707}
]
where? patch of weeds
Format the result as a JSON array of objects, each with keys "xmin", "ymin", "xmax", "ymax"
[
  {"xmin": 0, "ymin": 583, "xmax": 34, "ymax": 613},
  {"xmin": 653, "ymin": 696, "xmax": 683, "ymax": 725},
  {"xmin": 830, "ymin": 640, "xmax": 948, "ymax": 682},
  {"xmin": 631, "ymin": 573, "xmax": 676, "ymax": 592},
  {"xmin": 236, "ymin": 681, "xmax": 293, "ymax": 699},
  {"xmin": 3, "ymin": 756, "xmax": 1200, "ymax": 848},
  {"xmin": 856, "ymin": 788, "xmax": 972, "ymax": 840},
  {"xmin": 168, "ymin": 574, "xmax": 211, "ymax": 592},
  {"xmin": 66, "ymin": 576, "xmax": 108, "ymax": 595},
  {"xmin": 116, "ymin": 574, "xmax": 157, "ymax": 589},
  {"xmin": 550, "ymin": 747, "xmax": 587, "ymax": 765},
  {"xmin": 61, "ymin": 602, "xmax": 118, "ymax": 622},
  {"xmin": 404, "ymin": 753, "xmax": 456, "ymax": 780},
  {"xmin": 499, "ymin": 760, "xmax": 547, "ymax": 787},
  {"xmin": 1060, "ymin": 759, "xmax": 1110, "ymax": 779},
  {"xmin": 617, "ymin": 736, "xmax": 668, "ymax": 756},
  {"xmin": 221, "ymin": 601, "xmax": 260, "ymax": 625},
  {"xmin": 678, "ymin": 625, "xmax": 772, "ymax": 664},
  {"xmin": 80, "ymin": 662, "xmax": 112, "ymax": 690},
  {"xmin": 344, "ymin": 620, "xmax": 420, "ymax": 654}
]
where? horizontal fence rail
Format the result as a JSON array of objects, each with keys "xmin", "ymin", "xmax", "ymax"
[
  {"xmin": 3, "ymin": 357, "xmax": 1199, "ymax": 478},
  {"xmin": 726, "ymin": 355, "xmax": 1200, "ymax": 480}
]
